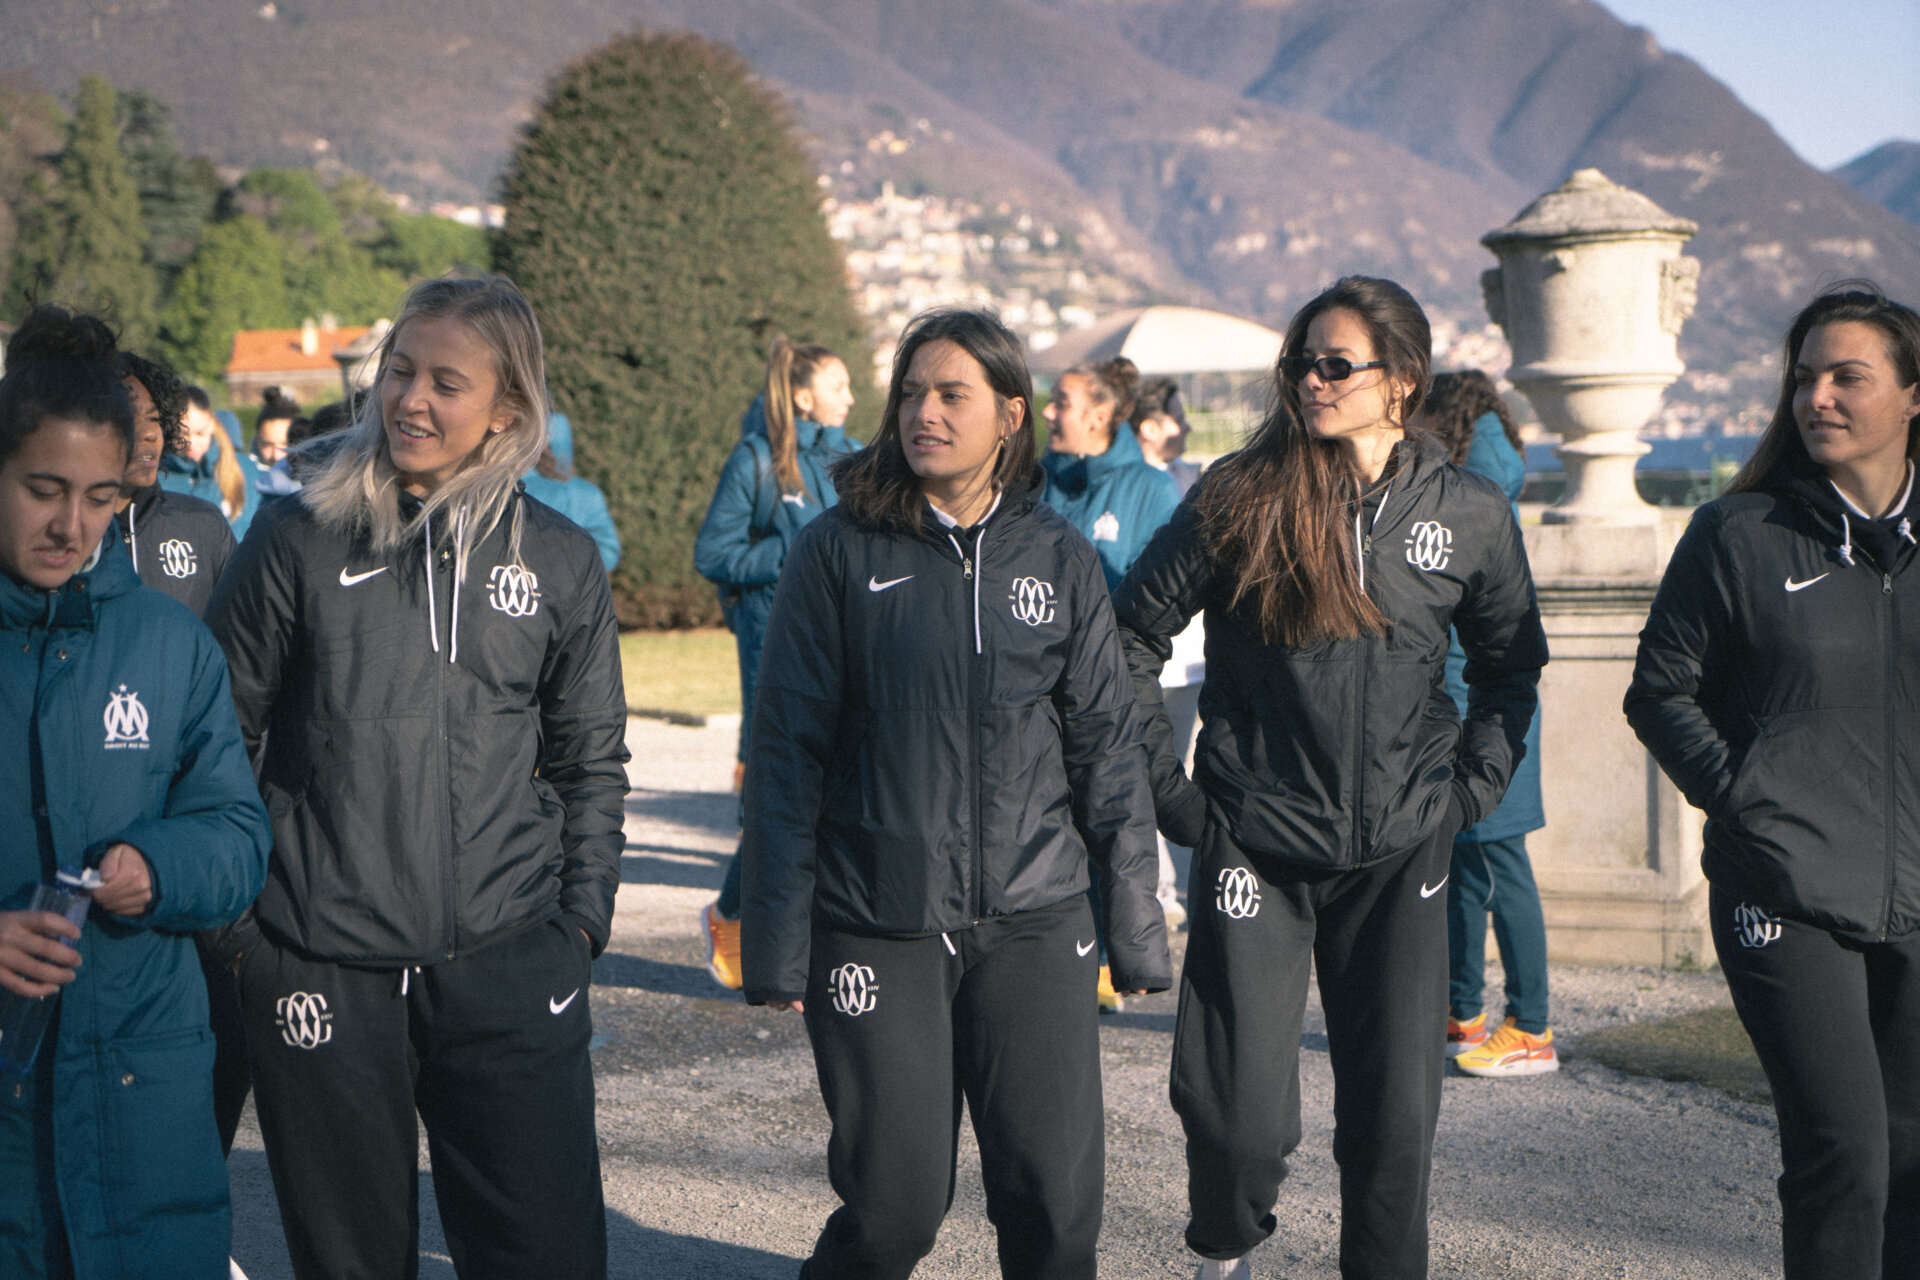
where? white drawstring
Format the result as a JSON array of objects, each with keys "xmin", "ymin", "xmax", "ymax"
[
  {"xmin": 126, "ymin": 502, "xmax": 138, "ymax": 568},
  {"xmin": 397, "ymin": 965, "xmax": 421, "ymax": 996},
  {"xmin": 1900, "ymin": 517, "xmax": 1915, "ymax": 547},
  {"xmin": 448, "ymin": 507, "xmax": 469, "ymax": 665},
  {"xmin": 941, "ymin": 933, "xmax": 956, "ymax": 956},
  {"xmin": 423, "ymin": 511, "xmax": 441, "ymax": 653},
  {"xmin": 945, "ymin": 531, "xmax": 982, "ymax": 654},
  {"xmin": 1838, "ymin": 512, "xmax": 1856, "ymax": 567},
  {"xmin": 1354, "ymin": 482, "xmax": 1392, "ymax": 593}
]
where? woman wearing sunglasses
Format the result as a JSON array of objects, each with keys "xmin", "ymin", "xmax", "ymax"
[{"xmin": 1112, "ymin": 276, "xmax": 1547, "ymax": 1279}]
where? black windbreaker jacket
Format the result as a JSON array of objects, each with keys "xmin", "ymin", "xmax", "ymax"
[
  {"xmin": 205, "ymin": 488, "xmax": 629, "ymax": 964},
  {"xmin": 739, "ymin": 470, "xmax": 1171, "ymax": 1006},
  {"xmin": 116, "ymin": 483, "xmax": 235, "ymax": 617},
  {"xmin": 1113, "ymin": 435, "xmax": 1547, "ymax": 871},
  {"xmin": 1627, "ymin": 457, "xmax": 1920, "ymax": 939}
]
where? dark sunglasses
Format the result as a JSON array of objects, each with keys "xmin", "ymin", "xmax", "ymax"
[{"xmin": 1278, "ymin": 355, "xmax": 1387, "ymax": 383}]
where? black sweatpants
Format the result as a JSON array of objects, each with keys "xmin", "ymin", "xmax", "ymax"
[
  {"xmin": 800, "ymin": 895, "xmax": 1104, "ymax": 1280},
  {"xmin": 238, "ymin": 918, "xmax": 606, "ymax": 1280},
  {"xmin": 1711, "ymin": 885, "xmax": 1920, "ymax": 1280},
  {"xmin": 1171, "ymin": 816, "xmax": 1452, "ymax": 1278},
  {"xmin": 196, "ymin": 936, "xmax": 250, "ymax": 1156}
]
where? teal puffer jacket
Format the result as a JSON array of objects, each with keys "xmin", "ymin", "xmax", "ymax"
[{"xmin": 0, "ymin": 535, "xmax": 270, "ymax": 1280}]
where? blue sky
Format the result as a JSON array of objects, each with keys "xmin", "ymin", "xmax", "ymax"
[{"xmin": 1597, "ymin": 0, "xmax": 1920, "ymax": 169}]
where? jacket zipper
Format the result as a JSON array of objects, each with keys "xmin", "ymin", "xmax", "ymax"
[
  {"xmin": 1881, "ymin": 567, "xmax": 1898, "ymax": 940},
  {"xmin": 1350, "ymin": 488, "xmax": 1388, "ymax": 865},
  {"xmin": 945, "ymin": 528, "xmax": 986, "ymax": 921},
  {"xmin": 437, "ymin": 545, "xmax": 459, "ymax": 959}
]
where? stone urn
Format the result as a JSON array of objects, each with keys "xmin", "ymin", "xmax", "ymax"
[{"xmin": 1481, "ymin": 169, "xmax": 1699, "ymax": 526}]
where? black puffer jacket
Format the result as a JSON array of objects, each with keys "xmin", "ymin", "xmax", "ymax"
[
  {"xmin": 740, "ymin": 469, "xmax": 1170, "ymax": 1006},
  {"xmin": 206, "ymin": 487, "xmax": 630, "ymax": 964},
  {"xmin": 1113, "ymin": 435, "xmax": 1547, "ymax": 871},
  {"xmin": 116, "ymin": 483, "xmax": 235, "ymax": 617},
  {"xmin": 1626, "ymin": 456, "xmax": 1920, "ymax": 939}
]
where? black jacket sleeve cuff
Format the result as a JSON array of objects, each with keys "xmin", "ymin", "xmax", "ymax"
[{"xmin": 1159, "ymin": 784, "xmax": 1208, "ymax": 849}]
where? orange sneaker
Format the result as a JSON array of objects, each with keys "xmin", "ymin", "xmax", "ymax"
[
  {"xmin": 1446, "ymin": 1011, "xmax": 1488, "ymax": 1057},
  {"xmin": 1097, "ymin": 964, "xmax": 1124, "ymax": 1015},
  {"xmin": 701, "ymin": 901, "xmax": 743, "ymax": 991},
  {"xmin": 1454, "ymin": 1017, "xmax": 1558, "ymax": 1077}
]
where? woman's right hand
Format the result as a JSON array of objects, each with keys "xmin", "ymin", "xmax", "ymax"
[
  {"xmin": 0, "ymin": 910, "xmax": 83, "ymax": 999},
  {"xmin": 768, "ymin": 1000, "xmax": 805, "ymax": 1013}
]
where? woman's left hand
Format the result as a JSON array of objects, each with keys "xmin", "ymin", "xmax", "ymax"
[{"xmin": 92, "ymin": 843, "xmax": 153, "ymax": 916}]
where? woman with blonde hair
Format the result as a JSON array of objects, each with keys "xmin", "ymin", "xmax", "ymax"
[
  {"xmin": 207, "ymin": 275, "xmax": 628, "ymax": 1279},
  {"xmin": 693, "ymin": 335, "xmax": 857, "ymax": 989}
]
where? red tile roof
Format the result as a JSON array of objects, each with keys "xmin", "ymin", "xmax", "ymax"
[{"xmin": 226, "ymin": 325, "xmax": 374, "ymax": 376}]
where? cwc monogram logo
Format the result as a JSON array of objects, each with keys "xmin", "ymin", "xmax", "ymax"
[
  {"xmin": 102, "ymin": 685, "xmax": 151, "ymax": 749},
  {"xmin": 1732, "ymin": 902, "xmax": 1783, "ymax": 950},
  {"xmin": 1404, "ymin": 521, "xmax": 1453, "ymax": 572},
  {"xmin": 1008, "ymin": 576, "xmax": 1056, "ymax": 626},
  {"xmin": 487, "ymin": 565, "xmax": 541, "ymax": 617},
  {"xmin": 275, "ymin": 991, "xmax": 334, "ymax": 1048},
  {"xmin": 828, "ymin": 963, "xmax": 878, "ymax": 1017},
  {"xmin": 1215, "ymin": 867, "xmax": 1261, "ymax": 919},
  {"xmin": 157, "ymin": 538, "xmax": 197, "ymax": 578}
]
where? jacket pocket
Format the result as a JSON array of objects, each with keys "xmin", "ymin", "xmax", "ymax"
[{"xmin": 99, "ymin": 1027, "xmax": 226, "ymax": 1244}]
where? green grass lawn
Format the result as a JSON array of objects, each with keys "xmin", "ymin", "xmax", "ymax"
[
  {"xmin": 1573, "ymin": 1005, "xmax": 1770, "ymax": 1105},
  {"xmin": 620, "ymin": 629, "xmax": 740, "ymax": 723}
]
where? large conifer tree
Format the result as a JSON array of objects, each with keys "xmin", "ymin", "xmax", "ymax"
[
  {"xmin": 496, "ymin": 31, "xmax": 866, "ymax": 627},
  {"xmin": 8, "ymin": 75, "xmax": 157, "ymax": 345}
]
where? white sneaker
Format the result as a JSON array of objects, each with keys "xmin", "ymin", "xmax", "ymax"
[{"xmin": 1194, "ymin": 1257, "xmax": 1250, "ymax": 1280}]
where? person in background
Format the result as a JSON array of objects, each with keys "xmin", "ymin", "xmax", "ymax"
[
  {"xmin": 0, "ymin": 304, "xmax": 270, "ymax": 1280},
  {"xmin": 255, "ymin": 399, "xmax": 354, "ymax": 507},
  {"xmin": 522, "ymin": 411, "xmax": 621, "ymax": 571},
  {"xmin": 1041, "ymin": 357, "xmax": 1180, "ymax": 590},
  {"xmin": 1133, "ymin": 377, "xmax": 1204, "ymax": 933},
  {"xmin": 251, "ymin": 387, "xmax": 301, "ymax": 470},
  {"xmin": 1627, "ymin": 282, "xmax": 1920, "ymax": 1280},
  {"xmin": 1113, "ymin": 277, "xmax": 1546, "ymax": 1279},
  {"xmin": 206, "ymin": 276, "xmax": 627, "ymax": 1279},
  {"xmin": 115, "ymin": 352, "xmax": 236, "ymax": 617},
  {"xmin": 741, "ymin": 307, "xmax": 1168, "ymax": 1280},
  {"xmin": 693, "ymin": 337, "xmax": 858, "ymax": 991},
  {"xmin": 169, "ymin": 387, "xmax": 260, "ymax": 538},
  {"xmin": 1410, "ymin": 370, "xmax": 1556, "ymax": 1077},
  {"xmin": 1042, "ymin": 356, "xmax": 1180, "ymax": 1010}
]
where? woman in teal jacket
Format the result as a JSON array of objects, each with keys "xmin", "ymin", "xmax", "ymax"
[
  {"xmin": 1041, "ymin": 357, "xmax": 1181, "ymax": 589},
  {"xmin": 692, "ymin": 338, "xmax": 857, "ymax": 988},
  {"xmin": 0, "ymin": 306, "xmax": 271, "ymax": 1280}
]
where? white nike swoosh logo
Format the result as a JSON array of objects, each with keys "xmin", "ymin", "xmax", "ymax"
[
  {"xmin": 869, "ymin": 575, "xmax": 913, "ymax": 592},
  {"xmin": 1420, "ymin": 877, "xmax": 1448, "ymax": 899},
  {"xmin": 1076, "ymin": 940, "xmax": 1095, "ymax": 957},
  {"xmin": 549, "ymin": 989, "xmax": 579, "ymax": 1015},
  {"xmin": 1784, "ymin": 574, "xmax": 1829, "ymax": 593},
  {"xmin": 339, "ymin": 567, "xmax": 387, "ymax": 587}
]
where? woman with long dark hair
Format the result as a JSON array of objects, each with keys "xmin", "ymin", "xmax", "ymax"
[
  {"xmin": 0, "ymin": 305, "xmax": 269, "ymax": 1279},
  {"xmin": 1112, "ymin": 277, "xmax": 1546, "ymax": 1278},
  {"xmin": 741, "ymin": 308, "xmax": 1168, "ymax": 1279},
  {"xmin": 694, "ymin": 336, "xmax": 857, "ymax": 989},
  {"xmin": 206, "ymin": 276, "xmax": 628, "ymax": 1279},
  {"xmin": 1410, "ymin": 370, "xmax": 1556, "ymax": 1076},
  {"xmin": 1627, "ymin": 282, "xmax": 1920, "ymax": 1279}
]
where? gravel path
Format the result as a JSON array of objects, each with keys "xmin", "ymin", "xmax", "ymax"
[{"xmin": 229, "ymin": 717, "xmax": 1784, "ymax": 1279}]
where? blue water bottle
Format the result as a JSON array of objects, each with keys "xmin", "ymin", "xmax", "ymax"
[{"xmin": 0, "ymin": 868, "xmax": 102, "ymax": 1077}]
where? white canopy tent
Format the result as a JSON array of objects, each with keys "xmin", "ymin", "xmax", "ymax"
[{"xmin": 1031, "ymin": 305, "xmax": 1284, "ymax": 376}]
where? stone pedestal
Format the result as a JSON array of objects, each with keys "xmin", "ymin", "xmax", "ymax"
[{"xmin": 1522, "ymin": 522, "xmax": 1712, "ymax": 967}]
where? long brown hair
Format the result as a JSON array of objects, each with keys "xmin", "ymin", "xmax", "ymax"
[
  {"xmin": 832, "ymin": 308, "xmax": 1035, "ymax": 535},
  {"xmin": 1192, "ymin": 276, "xmax": 1431, "ymax": 647},
  {"xmin": 1421, "ymin": 369, "xmax": 1520, "ymax": 463},
  {"xmin": 763, "ymin": 335, "xmax": 840, "ymax": 497},
  {"xmin": 1727, "ymin": 280, "xmax": 1920, "ymax": 495}
]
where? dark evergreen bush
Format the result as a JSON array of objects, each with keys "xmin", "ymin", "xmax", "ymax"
[{"xmin": 496, "ymin": 30, "xmax": 866, "ymax": 628}]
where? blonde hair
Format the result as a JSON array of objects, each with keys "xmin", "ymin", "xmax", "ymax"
[
  {"xmin": 763, "ymin": 335, "xmax": 840, "ymax": 496},
  {"xmin": 300, "ymin": 275, "xmax": 548, "ymax": 570},
  {"xmin": 209, "ymin": 418, "xmax": 248, "ymax": 517}
]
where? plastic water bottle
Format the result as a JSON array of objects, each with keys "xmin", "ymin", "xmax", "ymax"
[{"xmin": 0, "ymin": 868, "xmax": 103, "ymax": 1077}]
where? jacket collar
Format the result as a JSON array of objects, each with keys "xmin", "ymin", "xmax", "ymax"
[
  {"xmin": 0, "ymin": 531, "xmax": 143, "ymax": 632},
  {"xmin": 1041, "ymin": 421, "xmax": 1148, "ymax": 495},
  {"xmin": 1768, "ymin": 450, "xmax": 1918, "ymax": 570},
  {"xmin": 915, "ymin": 464, "xmax": 1047, "ymax": 540}
]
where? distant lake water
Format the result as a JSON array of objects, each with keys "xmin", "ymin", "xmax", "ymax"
[{"xmin": 1525, "ymin": 432, "xmax": 1761, "ymax": 475}]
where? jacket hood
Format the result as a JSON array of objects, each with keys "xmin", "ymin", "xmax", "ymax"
[
  {"xmin": 124, "ymin": 481, "xmax": 165, "ymax": 523},
  {"xmin": 1766, "ymin": 448, "xmax": 1918, "ymax": 570},
  {"xmin": 1042, "ymin": 421, "xmax": 1149, "ymax": 496},
  {"xmin": 0, "ymin": 529, "xmax": 143, "ymax": 631},
  {"xmin": 738, "ymin": 394, "xmax": 844, "ymax": 454},
  {"xmin": 548, "ymin": 413, "xmax": 575, "ymax": 469}
]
